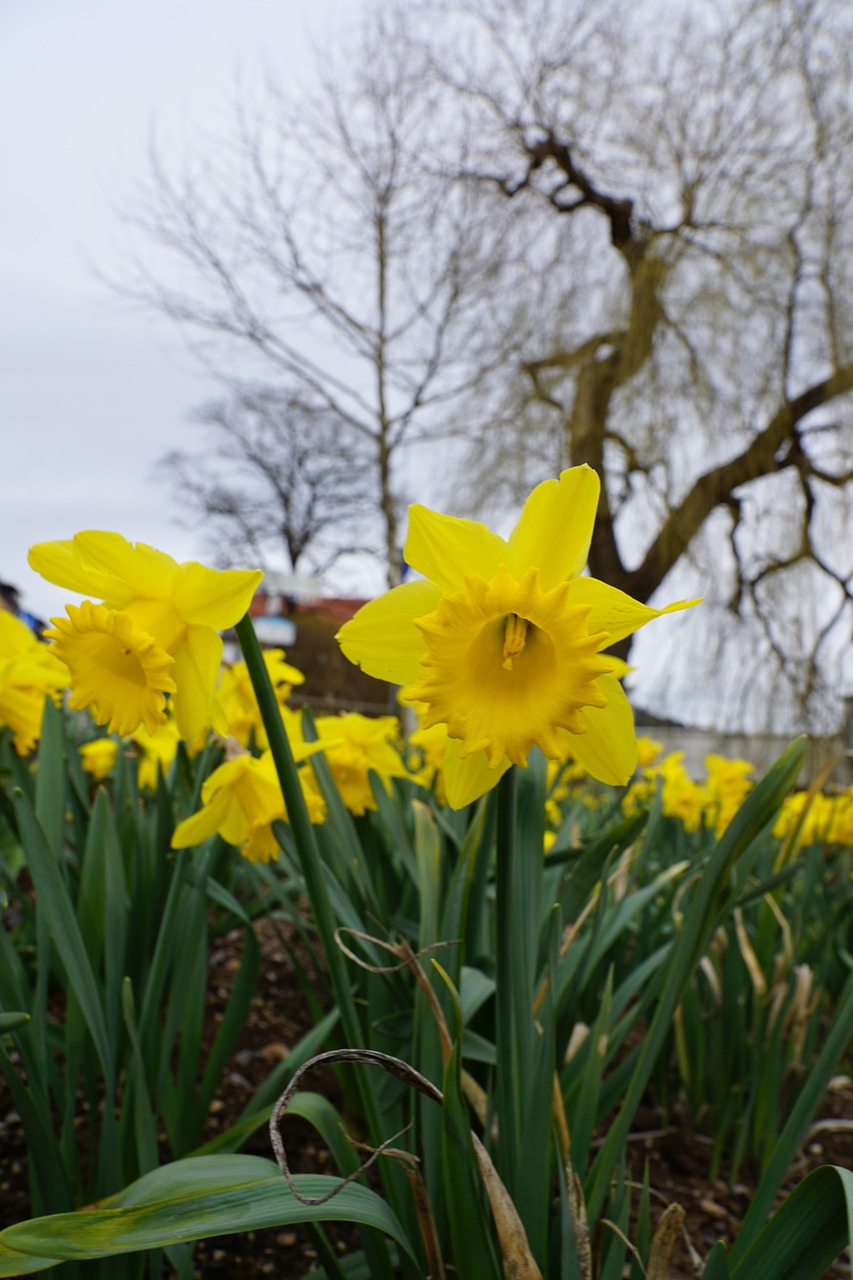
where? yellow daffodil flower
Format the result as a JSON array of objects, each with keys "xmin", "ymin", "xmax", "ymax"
[
  {"xmin": 636, "ymin": 736, "xmax": 663, "ymax": 767},
  {"xmin": 79, "ymin": 737, "xmax": 119, "ymax": 781},
  {"xmin": 773, "ymin": 788, "xmax": 853, "ymax": 848},
  {"xmin": 0, "ymin": 612, "xmax": 69, "ymax": 755},
  {"xmin": 132, "ymin": 717, "xmax": 182, "ymax": 791},
  {"xmin": 28, "ymin": 531, "xmax": 262, "ymax": 740},
  {"xmin": 406, "ymin": 718, "xmax": 450, "ymax": 805},
  {"xmin": 313, "ymin": 712, "xmax": 409, "ymax": 816},
  {"xmin": 654, "ymin": 752, "xmax": 708, "ymax": 832},
  {"xmin": 704, "ymin": 753, "xmax": 754, "ymax": 837},
  {"xmin": 337, "ymin": 467, "xmax": 697, "ymax": 808},
  {"xmin": 172, "ymin": 749, "xmax": 325, "ymax": 863},
  {"xmin": 219, "ymin": 649, "xmax": 304, "ymax": 749}
]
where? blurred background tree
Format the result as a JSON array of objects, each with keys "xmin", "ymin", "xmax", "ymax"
[
  {"xmin": 112, "ymin": 0, "xmax": 853, "ymax": 733},
  {"xmin": 420, "ymin": 0, "xmax": 853, "ymax": 732},
  {"xmin": 114, "ymin": 10, "xmax": 514, "ymax": 588},
  {"xmin": 158, "ymin": 388, "xmax": 376, "ymax": 576}
]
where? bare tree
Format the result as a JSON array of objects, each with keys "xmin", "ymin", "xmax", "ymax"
[
  {"xmin": 158, "ymin": 388, "xmax": 376, "ymax": 576},
  {"xmin": 111, "ymin": 0, "xmax": 853, "ymax": 730},
  {"xmin": 112, "ymin": 8, "xmax": 514, "ymax": 587},
  {"xmin": 414, "ymin": 0, "xmax": 853, "ymax": 732}
]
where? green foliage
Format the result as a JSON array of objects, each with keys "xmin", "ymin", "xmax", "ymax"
[
  {"xmin": 3, "ymin": 635, "xmax": 853, "ymax": 1276},
  {"xmin": 0, "ymin": 701, "xmax": 348, "ymax": 1276},
  {"xmin": 0, "ymin": 1156, "xmax": 415, "ymax": 1277}
]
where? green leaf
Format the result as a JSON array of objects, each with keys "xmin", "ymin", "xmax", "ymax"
[
  {"xmin": 0, "ymin": 1011, "xmax": 29, "ymax": 1033},
  {"xmin": 0, "ymin": 1038, "xmax": 73, "ymax": 1214},
  {"xmin": 0, "ymin": 1155, "xmax": 417, "ymax": 1275},
  {"xmin": 120, "ymin": 978, "xmax": 160, "ymax": 1177},
  {"xmin": 585, "ymin": 737, "xmax": 807, "ymax": 1224},
  {"xmin": 33, "ymin": 698, "xmax": 66, "ymax": 860},
  {"xmin": 438, "ymin": 969, "xmax": 502, "ymax": 1280},
  {"xmin": 731, "ymin": 966, "xmax": 853, "ymax": 1261},
  {"xmin": 730, "ymin": 1164, "xmax": 853, "ymax": 1279},
  {"xmin": 569, "ymin": 968, "xmax": 613, "ymax": 1174},
  {"xmin": 414, "ymin": 800, "xmax": 442, "ymax": 951},
  {"xmin": 702, "ymin": 1241, "xmax": 730, "ymax": 1278},
  {"xmin": 12, "ymin": 786, "xmax": 114, "ymax": 1084},
  {"xmin": 189, "ymin": 920, "xmax": 260, "ymax": 1140}
]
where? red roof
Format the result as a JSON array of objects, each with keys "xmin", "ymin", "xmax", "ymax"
[{"xmin": 295, "ymin": 597, "xmax": 369, "ymax": 623}]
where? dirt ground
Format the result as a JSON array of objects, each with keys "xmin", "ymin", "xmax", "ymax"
[{"xmin": 2, "ymin": 917, "xmax": 852, "ymax": 1278}]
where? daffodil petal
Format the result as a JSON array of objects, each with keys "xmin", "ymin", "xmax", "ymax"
[
  {"xmin": 563, "ymin": 676, "xmax": 638, "ymax": 785},
  {"xmin": 171, "ymin": 625, "xmax": 223, "ymax": 739},
  {"xmin": 404, "ymin": 505, "xmax": 507, "ymax": 592},
  {"xmin": 442, "ymin": 737, "xmax": 511, "ymax": 810},
  {"xmin": 173, "ymin": 562, "xmax": 264, "ymax": 628},
  {"xmin": 28, "ymin": 538, "xmax": 134, "ymax": 605},
  {"xmin": 172, "ymin": 786, "xmax": 232, "ymax": 848},
  {"xmin": 507, "ymin": 466, "xmax": 600, "ymax": 589},
  {"xmin": 0, "ymin": 683, "xmax": 49, "ymax": 755},
  {"xmin": 569, "ymin": 578, "xmax": 700, "ymax": 647},
  {"xmin": 0, "ymin": 612, "xmax": 41, "ymax": 657},
  {"xmin": 337, "ymin": 579, "xmax": 441, "ymax": 684},
  {"xmin": 72, "ymin": 532, "xmax": 180, "ymax": 600},
  {"xmin": 211, "ymin": 789, "xmax": 248, "ymax": 846}
]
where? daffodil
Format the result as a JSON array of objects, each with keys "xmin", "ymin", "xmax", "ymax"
[
  {"xmin": 406, "ymin": 717, "xmax": 450, "ymax": 805},
  {"xmin": 79, "ymin": 737, "xmax": 119, "ymax": 781},
  {"xmin": 219, "ymin": 649, "xmax": 304, "ymax": 749},
  {"xmin": 704, "ymin": 753, "xmax": 754, "ymax": 837},
  {"xmin": 654, "ymin": 752, "xmax": 708, "ymax": 832},
  {"xmin": 29, "ymin": 532, "xmax": 262, "ymax": 739},
  {"xmin": 313, "ymin": 712, "xmax": 409, "ymax": 815},
  {"xmin": 637, "ymin": 736, "xmax": 663, "ymax": 768},
  {"xmin": 0, "ymin": 611, "xmax": 69, "ymax": 754},
  {"xmin": 171, "ymin": 749, "xmax": 324, "ymax": 862},
  {"xmin": 338, "ymin": 466, "xmax": 697, "ymax": 809},
  {"xmin": 773, "ymin": 788, "xmax": 853, "ymax": 848},
  {"xmin": 132, "ymin": 717, "xmax": 182, "ymax": 791}
]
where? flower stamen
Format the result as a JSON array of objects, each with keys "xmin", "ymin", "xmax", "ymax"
[{"xmin": 502, "ymin": 614, "xmax": 529, "ymax": 670}]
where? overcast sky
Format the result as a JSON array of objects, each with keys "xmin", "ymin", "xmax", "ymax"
[{"xmin": 2, "ymin": 0, "xmax": 365, "ymax": 624}]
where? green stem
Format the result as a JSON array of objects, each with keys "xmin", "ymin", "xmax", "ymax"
[
  {"xmin": 234, "ymin": 615, "xmax": 361, "ymax": 1050},
  {"xmin": 495, "ymin": 766, "xmax": 521, "ymax": 1184},
  {"xmin": 235, "ymin": 615, "xmax": 400, "ymax": 1279}
]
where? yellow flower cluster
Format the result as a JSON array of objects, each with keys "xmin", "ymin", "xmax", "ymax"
[
  {"xmin": 218, "ymin": 649, "xmax": 304, "ymax": 750},
  {"xmin": 621, "ymin": 748, "xmax": 754, "ymax": 837},
  {"xmin": 773, "ymin": 788, "xmax": 853, "ymax": 848},
  {"xmin": 172, "ymin": 735, "xmax": 326, "ymax": 863},
  {"xmin": 79, "ymin": 737, "xmax": 119, "ymax": 780},
  {"xmin": 170, "ymin": 709, "xmax": 418, "ymax": 858},
  {"xmin": 0, "ymin": 612, "xmax": 68, "ymax": 755},
  {"xmin": 313, "ymin": 712, "xmax": 410, "ymax": 816}
]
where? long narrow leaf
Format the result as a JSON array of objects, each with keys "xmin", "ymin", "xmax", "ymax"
[
  {"xmin": 12, "ymin": 786, "xmax": 113, "ymax": 1084},
  {"xmin": 0, "ymin": 1155, "xmax": 417, "ymax": 1275},
  {"xmin": 730, "ymin": 966, "xmax": 853, "ymax": 1261},
  {"xmin": 730, "ymin": 1164, "xmax": 853, "ymax": 1280},
  {"xmin": 585, "ymin": 737, "xmax": 806, "ymax": 1222}
]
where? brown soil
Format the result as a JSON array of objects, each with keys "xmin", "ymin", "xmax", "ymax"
[
  {"xmin": 2, "ymin": 918, "xmax": 852, "ymax": 1278},
  {"xmin": 622, "ymin": 1092, "xmax": 853, "ymax": 1278}
]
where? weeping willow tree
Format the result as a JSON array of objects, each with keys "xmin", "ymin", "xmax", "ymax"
[
  {"xmin": 112, "ymin": 0, "xmax": 853, "ymax": 730},
  {"xmin": 417, "ymin": 0, "xmax": 853, "ymax": 731}
]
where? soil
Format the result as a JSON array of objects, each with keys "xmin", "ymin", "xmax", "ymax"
[{"xmin": 2, "ymin": 917, "xmax": 852, "ymax": 1278}]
